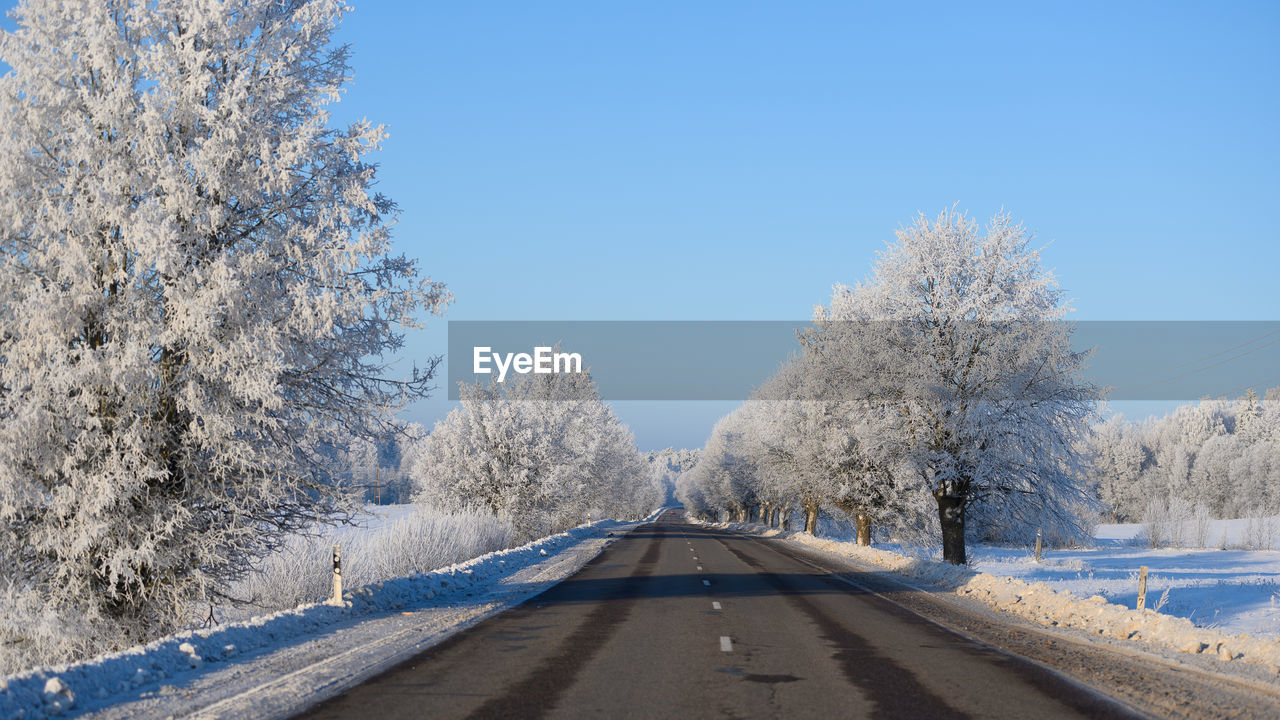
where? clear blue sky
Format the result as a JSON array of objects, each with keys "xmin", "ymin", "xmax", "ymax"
[
  {"xmin": 8, "ymin": 1, "xmax": 1279, "ymax": 448},
  {"xmin": 324, "ymin": 1, "xmax": 1278, "ymax": 448}
]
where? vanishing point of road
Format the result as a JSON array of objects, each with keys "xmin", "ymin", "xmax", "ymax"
[{"xmin": 295, "ymin": 510, "xmax": 1280, "ymax": 719}]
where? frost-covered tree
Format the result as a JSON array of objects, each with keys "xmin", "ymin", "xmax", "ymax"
[
  {"xmin": 1081, "ymin": 392, "xmax": 1280, "ymax": 524},
  {"xmin": 1236, "ymin": 388, "xmax": 1262, "ymax": 442},
  {"xmin": 645, "ymin": 447, "xmax": 698, "ymax": 507},
  {"xmin": 411, "ymin": 362, "xmax": 650, "ymax": 540},
  {"xmin": 0, "ymin": 0, "xmax": 448, "ymax": 662},
  {"xmin": 785, "ymin": 326, "xmax": 935, "ymax": 544},
  {"xmin": 343, "ymin": 435, "xmax": 381, "ymax": 500},
  {"xmin": 677, "ymin": 407, "xmax": 764, "ymax": 524},
  {"xmin": 1086, "ymin": 415, "xmax": 1149, "ymax": 521},
  {"xmin": 822, "ymin": 210, "xmax": 1100, "ymax": 564}
]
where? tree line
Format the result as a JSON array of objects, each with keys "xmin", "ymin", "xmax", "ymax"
[{"xmin": 1087, "ymin": 389, "xmax": 1280, "ymax": 525}]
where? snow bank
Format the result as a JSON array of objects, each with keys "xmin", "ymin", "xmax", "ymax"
[
  {"xmin": 0, "ymin": 511, "xmax": 661, "ymax": 719},
  {"xmin": 967, "ymin": 544, "xmax": 1280, "ymax": 639},
  {"xmin": 719, "ymin": 522, "xmax": 1280, "ymax": 675}
]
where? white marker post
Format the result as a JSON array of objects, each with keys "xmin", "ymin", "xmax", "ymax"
[
  {"xmin": 1034, "ymin": 528, "xmax": 1043, "ymax": 563},
  {"xmin": 1136, "ymin": 565, "xmax": 1149, "ymax": 611},
  {"xmin": 331, "ymin": 544, "xmax": 343, "ymax": 606}
]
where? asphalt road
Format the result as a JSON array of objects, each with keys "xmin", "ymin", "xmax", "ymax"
[{"xmin": 292, "ymin": 511, "xmax": 1166, "ymax": 719}]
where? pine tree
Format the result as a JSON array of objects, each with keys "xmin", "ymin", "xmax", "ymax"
[{"xmin": 1237, "ymin": 388, "xmax": 1261, "ymax": 442}]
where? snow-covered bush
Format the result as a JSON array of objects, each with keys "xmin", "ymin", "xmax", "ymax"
[
  {"xmin": 221, "ymin": 507, "xmax": 513, "ymax": 620},
  {"xmin": 1241, "ymin": 515, "xmax": 1279, "ymax": 551},
  {"xmin": 1192, "ymin": 504, "xmax": 1213, "ymax": 549},
  {"xmin": 0, "ymin": 580, "xmax": 125, "ymax": 677},
  {"xmin": 410, "ymin": 361, "xmax": 654, "ymax": 540}
]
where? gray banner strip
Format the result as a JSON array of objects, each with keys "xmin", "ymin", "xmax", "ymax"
[{"xmin": 446, "ymin": 321, "xmax": 1280, "ymax": 401}]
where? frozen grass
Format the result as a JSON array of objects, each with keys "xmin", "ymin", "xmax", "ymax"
[
  {"xmin": 1, "ymin": 505, "xmax": 514, "ymax": 677},
  {"xmin": 0, "ymin": 515, "xmax": 649, "ymax": 719},
  {"xmin": 218, "ymin": 505, "xmax": 514, "ymax": 622}
]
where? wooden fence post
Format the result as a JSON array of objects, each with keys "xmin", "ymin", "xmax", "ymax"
[
  {"xmin": 1034, "ymin": 528, "xmax": 1043, "ymax": 563},
  {"xmin": 331, "ymin": 544, "xmax": 343, "ymax": 606},
  {"xmin": 1136, "ymin": 565, "xmax": 1149, "ymax": 610}
]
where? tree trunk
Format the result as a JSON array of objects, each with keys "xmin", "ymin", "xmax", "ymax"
[
  {"xmin": 780, "ymin": 509, "xmax": 790, "ymax": 531},
  {"xmin": 803, "ymin": 502, "xmax": 819, "ymax": 534},
  {"xmin": 770, "ymin": 507, "xmax": 780, "ymax": 527},
  {"xmin": 760, "ymin": 503, "xmax": 770, "ymax": 525},
  {"xmin": 936, "ymin": 493, "xmax": 966, "ymax": 565},
  {"xmin": 856, "ymin": 513, "xmax": 872, "ymax": 546}
]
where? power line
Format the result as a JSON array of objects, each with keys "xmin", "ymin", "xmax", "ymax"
[
  {"xmin": 1101, "ymin": 325, "xmax": 1280, "ymax": 382},
  {"xmin": 1115, "ymin": 336, "xmax": 1280, "ymax": 392},
  {"xmin": 1215, "ymin": 374, "xmax": 1280, "ymax": 401}
]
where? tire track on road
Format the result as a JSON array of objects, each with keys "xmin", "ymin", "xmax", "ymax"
[{"xmin": 463, "ymin": 523, "xmax": 665, "ymax": 719}]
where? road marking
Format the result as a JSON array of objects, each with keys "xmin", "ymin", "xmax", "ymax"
[
  {"xmin": 702, "ymin": 579, "xmax": 711, "ymax": 586},
  {"xmin": 697, "ymin": 565, "xmax": 703, "ymax": 570},
  {"xmin": 712, "ymin": 601, "xmax": 722, "ymax": 610},
  {"xmin": 720, "ymin": 636, "xmax": 733, "ymax": 652}
]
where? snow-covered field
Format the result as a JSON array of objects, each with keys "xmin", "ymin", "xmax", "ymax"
[{"xmin": 969, "ymin": 518, "xmax": 1280, "ymax": 639}]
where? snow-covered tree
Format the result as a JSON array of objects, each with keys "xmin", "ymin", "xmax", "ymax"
[
  {"xmin": 645, "ymin": 447, "xmax": 698, "ymax": 507},
  {"xmin": 0, "ymin": 0, "xmax": 448, "ymax": 661},
  {"xmin": 677, "ymin": 406, "xmax": 764, "ymax": 523},
  {"xmin": 820, "ymin": 209, "xmax": 1100, "ymax": 563},
  {"xmin": 1082, "ymin": 392, "xmax": 1280, "ymax": 524},
  {"xmin": 343, "ymin": 435, "xmax": 381, "ymax": 500},
  {"xmin": 1086, "ymin": 415, "xmax": 1149, "ymax": 521},
  {"xmin": 411, "ymin": 361, "xmax": 650, "ymax": 539},
  {"xmin": 1236, "ymin": 388, "xmax": 1262, "ymax": 442}
]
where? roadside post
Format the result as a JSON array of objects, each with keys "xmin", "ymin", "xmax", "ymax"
[
  {"xmin": 1034, "ymin": 528, "xmax": 1043, "ymax": 563},
  {"xmin": 1136, "ymin": 565, "xmax": 1149, "ymax": 610},
  {"xmin": 331, "ymin": 544, "xmax": 343, "ymax": 605}
]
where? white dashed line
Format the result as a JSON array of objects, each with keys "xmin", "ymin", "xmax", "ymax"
[
  {"xmin": 702, "ymin": 579, "xmax": 711, "ymax": 586},
  {"xmin": 720, "ymin": 636, "xmax": 733, "ymax": 652},
  {"xmin": 712, "ymin": 601, "xmax": 722, "ymax": 610}
]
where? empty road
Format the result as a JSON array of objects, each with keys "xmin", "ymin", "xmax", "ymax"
[{"xmin": 294, "ymin": 511, "xmax": 1277, "ymax": 719}]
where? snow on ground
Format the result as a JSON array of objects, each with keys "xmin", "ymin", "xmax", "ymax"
[
  {"xmin": 972, "ymin": 517, "xmax": 1280, "ymax": 640},
  {"xmin": 343, "ymin": 503, "xmax": 420, "ymax": 533},
  {"xmin": 711, "ymin": 519, "xmax": 1280, "ymax": 675},
  {"xmin": 968, "ymin": 546, "xmax": 1280, "ymax": 640},
  {"xmin": 0, "ymin": 510, "xmax": 663, "ymax": 720}
]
